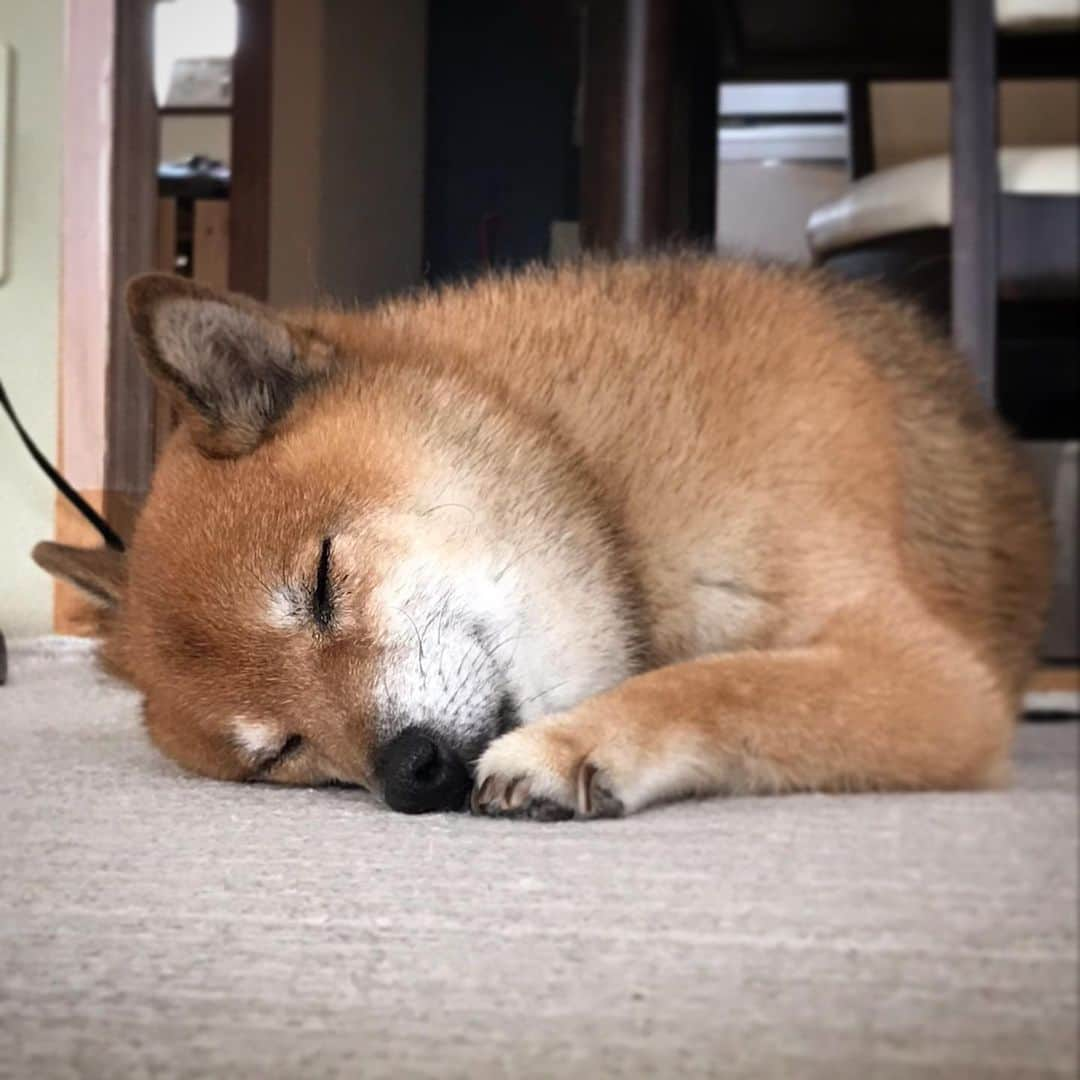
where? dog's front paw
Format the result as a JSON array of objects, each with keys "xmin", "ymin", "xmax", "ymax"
[{"xmin": 471, "ymin": 718, "xmax": 625, "ymax": 821}]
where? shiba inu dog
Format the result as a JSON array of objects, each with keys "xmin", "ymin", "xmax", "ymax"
[{"xmin": 33, "ymin": 256, "xmax": 1051, "ymax": 819}]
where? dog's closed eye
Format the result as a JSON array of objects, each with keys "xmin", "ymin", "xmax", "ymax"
[
  {"xmin": 255, "ymin": 733, "xmax": 305, "ymax": 776},
  {"xmin": 313, "ymin": 537, "xmax": 333, "ymax": 629}
]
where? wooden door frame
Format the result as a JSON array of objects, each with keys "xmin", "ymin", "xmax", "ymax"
[
  {"xmin": 103, "ymin": 0, "xmax": 159, "ymax": 537},
  {"xmin": 56, "ymin": 0, "xmax": 273, "ymax": 630},
  {"xmin": 229, "ymin": 0, "xmax": 273, "ymax": 299}
]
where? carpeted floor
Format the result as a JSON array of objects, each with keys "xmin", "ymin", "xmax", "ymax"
[{"xmin": 1, "ymin": 638, "xmax": 1076, "ymax": 1079}]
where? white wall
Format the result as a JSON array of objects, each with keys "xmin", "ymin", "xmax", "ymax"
[{"xmin": 0, "ymin": 0, "xmax": 62, "ymax": 638}]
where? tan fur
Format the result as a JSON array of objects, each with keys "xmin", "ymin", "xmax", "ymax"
[{"xmin": 37, "ymin": 256, "xmax": 1052, "ymax": 819}]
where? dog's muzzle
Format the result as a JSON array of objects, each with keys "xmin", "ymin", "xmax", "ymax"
[{"xmin": 378, "ymin": 728, "xmax": 471, "ymax": 814}]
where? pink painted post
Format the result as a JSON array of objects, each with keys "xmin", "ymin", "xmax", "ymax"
[
  {"xmin": 55, "ymin": 0, "xmax": 116, "ymax": 633},
  {"xmin": 59, "ymin": 0, "xmax": 115, "ymax": 492}
]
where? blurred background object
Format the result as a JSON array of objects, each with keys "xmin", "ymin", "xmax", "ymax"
[{"xmin": 0, "ymin": 0, "xmax": 1075, "ymax": 684}]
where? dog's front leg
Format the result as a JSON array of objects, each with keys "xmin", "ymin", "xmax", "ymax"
[{"xmin": 472, "ymin": 611, "xmax": 1012, "ymax": 820}]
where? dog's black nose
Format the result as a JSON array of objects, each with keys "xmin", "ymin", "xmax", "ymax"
[{"xmin": 379, "ymin": 729, "xmax": 470, "ymax": 814}]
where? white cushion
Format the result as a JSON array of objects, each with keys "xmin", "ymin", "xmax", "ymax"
[
  {"xmin": 996, "ymin": 0, "xmax": 1080, "ymax": 32},
  {"xmin": 807, "ymin": 146, "xmax": 1080, "ymax": 255}
]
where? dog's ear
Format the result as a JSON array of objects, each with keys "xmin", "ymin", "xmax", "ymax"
[
  {"xmin": 126, "ymin": 274, "xmax": 333, "ymax": 457},
  {"xmin": 32, "ymin": 542, "xmax": 126, "ymax": 609}
]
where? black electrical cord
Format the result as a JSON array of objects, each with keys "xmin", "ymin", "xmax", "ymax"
[{"xmin": 0, "ymin": 376, "xmax": 126, "ymax": 553}]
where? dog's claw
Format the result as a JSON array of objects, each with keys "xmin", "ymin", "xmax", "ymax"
[
  {"xmin": 472, "ymin": 723, "xmax": 625, "ymax": 821},
  {"xmin": 471, "ymin": 772, "xmax": 573, "ymax": 821},
  {"xmin": 469, "ymin": 776, "xmax": 492, "ymax": 815},
  {"xmin": 471, "ymin": 773, "xmax": 504, "ymax": 816},
  {"xmin": 576, "ymin": 762, "xmax": 624, "ymax": 818},
  {"xmin": 471, "ymin": 760, "xmax": 622, "ymax": 821},
  {"xmin": 506, "ymin": 776, "xmax": 528, "ymax": 810}
]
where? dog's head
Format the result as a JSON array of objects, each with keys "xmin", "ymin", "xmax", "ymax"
[{"xmin": 34, "ymin": 275, "xmax": 642, "ymax": 812}]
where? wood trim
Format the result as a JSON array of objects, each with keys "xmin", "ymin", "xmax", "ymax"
[
  {"xmin": 950, "ymin": 0, "xmax": 999, "ymax": 403},
  {"xmin": 155, "ymin": 197, "xmax": 178, "ymax": 274},
  {"xmin": 54, "ymin": 491, "xmax": 106, "ymax": 636},
  {"xmin": 193, "ymin": 200, "xmax": 231, "ymax": 290},
  {"xmin": 229, "ymin": 0, "xmax": 273, "ymax": 299},
  {"xmin": 103, "ymin": 0, "xmax": 160, "ymax": 534}
]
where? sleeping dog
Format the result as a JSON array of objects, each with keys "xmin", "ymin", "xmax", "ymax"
[{"xmin": 34, "ymin": 257, "xmax": 1051, "ymax": 818}]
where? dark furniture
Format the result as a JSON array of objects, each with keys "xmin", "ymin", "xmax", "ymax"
[
  {"xmin": 578, "ymin": 1, "xmax": 1078, "ymax": 254},
  {"xmin": 579, "ymin": 0, "xmax": 1077, "ymax": 668}
]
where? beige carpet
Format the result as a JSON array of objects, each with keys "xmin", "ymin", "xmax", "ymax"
[{"xmin": 1, "ymin": 637, "xmax": 1077, "ymax": 1080}]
